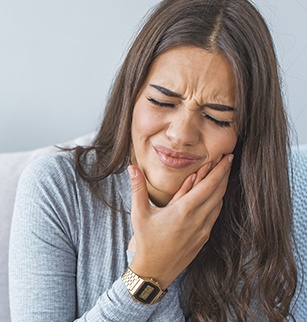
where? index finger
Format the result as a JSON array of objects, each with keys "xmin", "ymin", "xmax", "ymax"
[{"xmin": 178, "ymin": 154, "xmax": 233, "ymax": 210}]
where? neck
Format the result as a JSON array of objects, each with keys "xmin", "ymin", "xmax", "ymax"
[{"xmin": 147, "ymin": 184, "xmax": 173, "ymax": 207}]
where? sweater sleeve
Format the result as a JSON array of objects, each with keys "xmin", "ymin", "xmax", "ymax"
[
  {"xmin": 8, "ymin": 155, "xmax": 161, "ymax": 322},
  {"xmin": 126, "ymin": 251, "xmax": 185, "ymax": 322}
]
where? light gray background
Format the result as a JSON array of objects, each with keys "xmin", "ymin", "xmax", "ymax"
[{"xmin": 0, "ymin": 0, "xmax": 306, "ymax": 153}]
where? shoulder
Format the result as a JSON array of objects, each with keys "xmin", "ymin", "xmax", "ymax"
[
  {"xmin": 15, "ymin": 151, "xmax": 84, "ymax": 219},
  {"xmin": 20, "ymin": 150, "xmax": 76, "ymax": 184},
  {"xmin": 16, "ymin": 149, "xmax": 79, "ymax": 197},
  {"xmin": 18, "ymin": 149, "xmax": 131, "ymax": 209}
]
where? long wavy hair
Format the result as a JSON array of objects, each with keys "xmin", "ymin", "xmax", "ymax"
[{"xmin": 74, "ymin": 0, "xmax": 297, "ymax": 320}]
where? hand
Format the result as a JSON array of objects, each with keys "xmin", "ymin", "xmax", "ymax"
[
  {"xmin": 127, "ymin": 161, "xmax": 213, "ymax": 252},
  {"xmin": 128, "ymin": 154, "xmax": 233, "ymax": 289}
]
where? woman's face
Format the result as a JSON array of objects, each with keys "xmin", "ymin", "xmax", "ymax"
[{"xmin": 131, "ymin": 46, "xmax": 237, "ymax": 206}]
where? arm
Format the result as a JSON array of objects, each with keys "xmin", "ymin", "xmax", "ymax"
[
  {"xmin": 128, "ymin": 155, "xmax": 232, "ymax": 294},
  {"xmin": 8, "ymin": 155, "xmax": 161, "ymax": 321},
  {"xmin": 125, "ymin": 251, "xmax": 186, "ymax": 322}
]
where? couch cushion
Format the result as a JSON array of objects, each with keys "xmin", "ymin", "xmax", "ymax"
[
  {"xmin": 291, "ymin": 144, "xmax": 307, "ymax": 320},
  {"xmin": 0, "ymin": 133, "xmax": 94, "ymax": 322}
]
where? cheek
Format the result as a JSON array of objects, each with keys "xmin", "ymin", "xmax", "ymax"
[
  {"xmin": 132, "ymin": 103, "xmax": 165, "ymax": 143},
  {"xmin": 133, "ymin": 113, "xmax": 157, "ymax": 135},
  {"xmin": 205, "ymin": 128, "xmax": 237, "ymax": 160}
]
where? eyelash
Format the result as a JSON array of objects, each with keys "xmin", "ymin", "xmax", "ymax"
[
  {"xmin": 147, "ymin": 98, "xmax": 231, "ymax": 128},
  {"xmin": 147, "ymin": 97, "xmax": 175, "ymax": 108},
  {"xmin": 202, "ymin": 113, "xmax": 231, "ymax": 128}
]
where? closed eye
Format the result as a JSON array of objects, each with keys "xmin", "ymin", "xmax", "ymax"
[
  {"xmin": 147, "ymin": 97, "xmax": 176, "ymax": 108},
  {"xmin": 148, "ymin": 97, "xmax": 232, "ymax": 127},
  {"xmin": 203, "ymin": 113, "xmax": 231, "ymax": 128}
]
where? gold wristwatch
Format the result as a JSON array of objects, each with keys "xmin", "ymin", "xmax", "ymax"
[{"xmin": 121, "ymin": 267, "xmax": 168, "ymax": 305}]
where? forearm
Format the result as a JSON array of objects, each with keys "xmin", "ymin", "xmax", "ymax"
[
  {"xmin": 125, "ymin": 251, "xmax": 185, "ymax": 322},
  {"xmin": 9, "ymin": 209, "xmax": 158, "ymax": 322}
]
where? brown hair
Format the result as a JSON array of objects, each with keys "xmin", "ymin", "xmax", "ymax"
[{"xmin": 74, "ymin": 0, "xmax": 297, "ymax": 320}]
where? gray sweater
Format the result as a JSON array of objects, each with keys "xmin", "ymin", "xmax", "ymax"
[
  {"xmin": 9, "ymin": 152, "xmax": 185, "ymax": 321},
  {"xmin": 9, "ymin": 151, "xmax": 268, "ymax": 321}
]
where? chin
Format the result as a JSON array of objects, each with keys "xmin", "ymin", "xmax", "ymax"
[{"xmin": 148, "ymin": 173, "xmax": 184, "ymax": 196}]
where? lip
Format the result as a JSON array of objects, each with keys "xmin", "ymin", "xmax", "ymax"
[{"xmin": 154, "ymin": 145, "xmax": 201, "ymax": 169}]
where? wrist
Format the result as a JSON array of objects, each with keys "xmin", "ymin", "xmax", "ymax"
[
  {"xmin": 129, "ymin": 260, "xmax": 172, "ymax": 290},
  {"xmin": 121, "ymin": 267, "xmax": 168, "ymax": 305}
]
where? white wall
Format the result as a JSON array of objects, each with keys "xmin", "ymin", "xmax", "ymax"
[
  {"xmin": 0, "ymin": 0, "xmax": 306, "ymax": 153},
  {"xmin": 256, "ymin": 0, "xmax": 307, "ymax": 146}
]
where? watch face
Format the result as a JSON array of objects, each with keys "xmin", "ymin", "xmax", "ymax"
[{"xmin": 135, "ymin": 282, "xmax": 160, "ymax": 304}]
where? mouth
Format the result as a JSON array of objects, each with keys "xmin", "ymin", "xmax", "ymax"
[{"xmin": 154, "ymin": 145, "xmax": 201, "ymax": 169}]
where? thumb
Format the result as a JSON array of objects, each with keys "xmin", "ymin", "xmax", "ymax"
[{"xmin": 128, "ymin": 165, "xmax": 149, "ymax": 214}]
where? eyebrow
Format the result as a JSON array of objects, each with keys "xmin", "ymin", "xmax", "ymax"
[
  {"xmin": 205, "ymin": 103, "xmax": 236, "ymax": 112},
  {"xmin": 150, "ymin": 84, "xmax": 183, "ymax": 98},
  {"xmin": 149, "ymin": 84, "xmax": 236, "ymax": 111}
]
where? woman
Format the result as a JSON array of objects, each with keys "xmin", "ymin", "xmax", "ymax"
[{"xmin": 9, "ymin": 0, "xmax": 297, "ymax": 321}]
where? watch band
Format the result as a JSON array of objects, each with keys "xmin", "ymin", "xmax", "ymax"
[
  {"xmin": 121, "ymin": 267, "xmax": 167, "ymax": 305},
  {"xmin": 122, "ymin": 267, "xmax": 143, "ymax": 292}
]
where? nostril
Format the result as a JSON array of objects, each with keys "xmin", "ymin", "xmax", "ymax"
[{"xmin": 166, "ymin": 120, "xmax": 200, "ymax": 146}]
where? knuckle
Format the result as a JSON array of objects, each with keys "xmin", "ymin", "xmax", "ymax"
[
  {"xmin": 174, "ymin": 202, "xmax": 194, "ymax": 220},
  {"xmin": 216, "ymin": 200, "xmax": 223, "ymax": 213},
  {"xmin": 203, "ymin": 234, "xmax": 210, "ymax": 244},
  {"xmin": 211, "ymin": 200, "xmax": 223, "ymax": 216},
  {"xmin": 199, "ymin": 228, "xmax": 211, "ymax": 245},
  {"xmin": 207, "ymin": 177, "xmax": 220, "ymax": 192},
  {"xmin": 132, "ymin": 181, "xmax": 144, "ymax": 193}
]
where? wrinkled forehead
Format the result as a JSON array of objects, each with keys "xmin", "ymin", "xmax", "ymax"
[{"xmin": 143, "ymin": 46, "xmax": 236, "ymax": 106}]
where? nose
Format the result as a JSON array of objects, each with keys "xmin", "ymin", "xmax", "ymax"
[{"xmin": 165, "ymin": 110, "xmax": 200, "ymax": 146}]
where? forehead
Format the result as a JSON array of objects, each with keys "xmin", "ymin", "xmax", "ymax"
[{"xmin": 144, "ymin": 46, "xmax": 236, "ymax": 104}]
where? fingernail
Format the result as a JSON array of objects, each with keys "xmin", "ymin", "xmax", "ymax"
[
  {"xmin": 228, "ymin": 154, "xmax": 234, "ymax": 164},
  {"xmin": 128, "ymin": 166, "xmax": 136, "ymax": 178}
]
